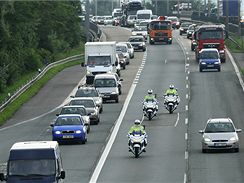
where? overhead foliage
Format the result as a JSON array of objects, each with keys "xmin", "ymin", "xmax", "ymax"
[{"xmin": 0, "ymin": 1, "xmax": 82, "ymax": 92}]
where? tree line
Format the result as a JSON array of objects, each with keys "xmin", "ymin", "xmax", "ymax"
[{"xmin": 0, "ymin": 1, "xmax": 83, "ymax": 93}]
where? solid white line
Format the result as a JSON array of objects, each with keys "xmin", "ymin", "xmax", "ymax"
[
  {"xmin": 187, "ymin": 70, "xmax": 190, "ymax": 75},
  {"xmin": 185, "ymin": 105, "xmax": 188, "ymax": 111},
  {"xmin": 174, "ymin": 113, "xmax": 180, "ymax": 127},
  {"xmin": 89, "ymin": 84, "xmax": 137, "ymax": 183},
  {"xmin": 185, "ymin": 118, "xmax": 188, "ymax": 125},
  {"xmin": 226, "ymin": 49, "xmax": 244, "ymax": 91},
  {"xmin": 165, "ymin": 59, "xmax": 167, "ymax": 64},
  {"xmin": 185, "ymin": 133, "xmax": 188, "ymax": 140},
  {"xmin": 184, "ymin": 173, "xmax": 187, "ymax": 183},
  {"xmin": 186, "ymin": 52, "xmax": 189, "ymax": 55},
  {"xmin": 187, "ymin": 57, "xmax": 190, "ymax": 60},
  {"xmin": 185, "ymin": 151, "xmax": 188, "ymax": 160}
]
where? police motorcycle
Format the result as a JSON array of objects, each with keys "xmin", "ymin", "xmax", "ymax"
[
  {"xmin": 164, "ymin": 94, "xmax": 180, "ymax": 114},
  {"xmin": 142, "ymin": 98, "xmax": 158, "ymax": 120},
  {"xmin": 128, "ymin": 131, "xmax": 147, "ymax": 158}
]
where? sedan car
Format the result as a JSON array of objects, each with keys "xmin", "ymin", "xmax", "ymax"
[
  {"xmin": 121, "ymin": 42, "xmax": 134, "ymax": 59},
  {"xmin": 73, "ymin": 86, "xmax": 103, "ymax": 113},
  {"xmin": 128, "ymin": 35, "xmax": 146, "ymax": 52},
  {"xmin": 116, "ymin": 43, "xmax": 130, "ymax": 65},
  {"xmin": 69, "ymin": 97, "xmax": 100, "ymax": 125},
  {"xmin": 166, "ymin": 16, "xmax": 180, "ymax": 29},
  {"xmin": 131, "ymin": 26, "xmax": 148, "ymax": 41},
  {"xmin": 58, "ymin": 105, "xmax": 90, "ymax": 133},
  {"xmin": 179, "ymin": 22, "xmax": 192, "ymax": 35},
  {"xmin": 199, "ymin": 118, "xmax": 241, "ymax": 153},
  {"xmin": 51, "ymin": 114, "xmax": 87, "ymax": 144},
  {"xmin": 186, "ymin": 24, "xmax": 197, "ymax": 39},
  {"xmin": 199, "ymin": 48, "xmax": 221, "ymax": 72}
]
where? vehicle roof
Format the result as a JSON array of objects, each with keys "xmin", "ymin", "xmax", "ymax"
[
  {"xmin": 11, "ymin": 141, "xmax": 58, "ymax": 150},
  {"xmin": 70, "ymin": 97, "xmax": 95, "ymax": 101},
  {"xmin": 137, "ymin": 9, "xmax": 152, "ymax": 13},
  {"xmin": 200, "ymin": 48, "xmax": 219, "ymax": 52},
  {"xmin": 208, "ymin": 118, "xmax": 232, "ymax": 123},
  {"xmin": 58, "ymin": 114, "xmax": 82, "ymax": 118},
  {"xmin": 94, "ymin": 73, "xmax": 117, "ymax": 79},
  {"xmin": 85, "ymin": 41, "xmax": 116, "ymax": 46},
  {"xmin": 197, "ymin": 24, "xmax": 225, "ymax": 31},
  {"xmin": 77, "ymin": 86, "xmax": 96, "ymax": 90},
  {"xmin": 116, "ymin": 43, "xmax": 128, "ymax": 47},
  {"xmin": 62, "ymin": 105, "xmax": 86, "ymax": 109}
]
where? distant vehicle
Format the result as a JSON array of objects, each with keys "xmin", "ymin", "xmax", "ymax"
[
  {"xmin": 94, "ymin": 16, "xmax": 105, "ymax": 25},
  {"xmin": 179, "ymin": 22, "xmax": 192, "ymax": 35},
  {"xmin": 69, "ymin": 97, "xmax": 100, "ymax": 125},
  {"xmin": 58, "ymin": 105, "xmax": 91, "ymax": 133},
  {"xmin": 166, "ymin": 16, "xmax": 180, "ymax": 29},
  {"xmin": 191, "ymin": 31, "xmax": 197, "ymax": 51},
  {"xmin": 151, "ymin": 14, "xmax": 158, "ymax": 20},
  {"xmin": 128, "ymin": 35, "xmax": 146, "ymax": 52},
  {"xmin": 126, "ymin": 15, "xmax": 137, "ymax": 27},
  {"xmin": 122, "ymin": 0, "xmax": 143, "ymax": 19},
  {"xmin": 199, "ymin": 48, "xmax": 221, "ymax": 72},
  {"xmin": 112, "ymin": 17, "xmax": 121, "ymax": 26},
  {"xmin": 199, "ymin": 118, "xmax": 241, "ymax": 153},
  {"xmin": 121, "ymin": 42, "xmax": 134, "ymax": 59},
  {"xmin": 134, "ymin": 19, "xmax": 151, "ymax": 29},
  {"xmin": 51, "ymin": 114, "xmax": 87, "ymax": 144},
  {"xmin": 73, "ymin": 86, "xmax": 103, "ymax": 113},
  {"xmin": 186, "ymin": 24, "xmax": 197, "ymax": 39},
  {"xmin": 0, "ymin": 141, "xmax": 65, "ymax": 183},
  {"xmin": 116, "ymin": 43, "xmax": 130, "ymax": 65},
  {"xmin": 104, "ymin": 16, "xmax": 113, "ymax": 25},
  {"xmin": 132, "ymin": 26, "xmax": 148, "ymax": 40},
  {"xmin": 112, "ymin": 8, "xmax": 123, "ymax": 18},
  {"xmin": 136, "ymin": 9, "xmax": 153, "ymax": 23}
]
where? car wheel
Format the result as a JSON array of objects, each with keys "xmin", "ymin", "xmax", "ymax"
[
  {"xmin": 99, "ymin": 106, "xmax": 103, "ymax": 113},
  {"xmin": 234, "ymin": 148, "xmax": 239, "ymax": 153},
  {"xmin": 115, "ymin": 96, "xmax": 119, "ymax": 103},
  {"xmin": 218, "ymin": 68, "xmax": 221, "ymax": 72},
  {"xmin": 119, "ymin": 87, "xmax": 122, "ymax": 95},
  {"xmin": 180, "ymin": 32, "xmax": 182, "ymax": 35},
  {"xmin": 199, "ymin": 67, "xmax": 203, "ymax": 72},
  {"xmin": 202, "ymin": 149, "xmax": 207, "ymax": 153},
  {"xmin": 123, "ymin": 65, "xmax": 126, "ymax": 69},
  {"xmin": 87, "ymin": 126, "xmax": 90, "ymax": 134},
  {"xmin": 191, "ymin": 45, "xmax": 194, "ymax": 51},
  {"xmin": 143, "ymin": 48, "xmax": 146, "ymax": 52},
  {"xmin": 81, "ymin": 138, "xmax": 86, "ymax": 144}
]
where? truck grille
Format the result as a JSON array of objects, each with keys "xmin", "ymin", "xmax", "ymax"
[
  {"xmin": 203, "ymin": 43, "xmax": 220, "ymax": 49},
  {"xmin": 62, "ymin": 130, "xmax": 75, "ymax": 134},
  {"xmin": 212, "ymin": 140, "xmax": 228, "ymax": 142}
]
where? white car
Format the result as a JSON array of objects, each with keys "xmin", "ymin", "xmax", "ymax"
[
  {"xmin": 116, "ymin": 43, "xmax": 130, "ymax": 65},
  {"xmin": 132, "ymin": 26, "xmax": 148, "ymax": 41},
  {"xmin": 120, "ymin": 42, "xmax": 134, "ymax": 59},
  {"xmin": 104, "ymin": 16, "xmax": 113, "ymax": 25}
]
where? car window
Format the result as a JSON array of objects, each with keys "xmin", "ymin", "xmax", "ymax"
[
  {"xmin": 75, "ymin": 89, "xmax": 98, "ymax": 97},
  {"xmin": 129, "ymin": 37, "xmax": 143, "ymax": 42},
  {"xmin": 56, "ymin": 116, "xmax": 82, "ymax": 126},
  {"xmin": 200, "ymin": 51, "xmax": 219, "ymax": 59},
  {"xmin": 60, "ymin": 107, "xmax": 87, "ymax": 116},
  {"xmin": 70, "ymin": 100, "xmax": 95, "ymax": 108},
  {"xmin": 205, "ymin": 122, "xmax": 235, "ymax": 133},
  {"xmin": 94, "ymin": 79, "xmax": 116, "ymax": 87}
]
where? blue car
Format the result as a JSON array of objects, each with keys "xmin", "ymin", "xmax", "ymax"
[
  {"xmin": 199, "ymin": 48, "xmax": 221, "ymax": 72},
  {"xmin": 51, "ymin": 114, "xmax": 87, "ymax": 144}
]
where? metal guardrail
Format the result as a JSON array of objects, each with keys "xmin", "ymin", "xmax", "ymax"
[{"xmin": 0, "ymin": 54, "xmax": 84, "ymax": 112}]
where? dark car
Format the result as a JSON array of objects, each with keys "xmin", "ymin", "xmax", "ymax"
[
  {"xmin": 179, "ymin": 22, "xmax": 192, "ymax": 35},
  {"xmin": 128, "ymin": 36, "xmax": 146, "ymax": 52},
  {"xmin": 186, "ymin": 24, "xmax": 197, "ymax": 39},
  {"xmin": 199, "ymin": 48, "xmax": 221, "ymax": 72}
]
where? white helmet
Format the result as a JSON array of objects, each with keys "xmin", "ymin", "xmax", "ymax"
[
  {"xmin": 169, "ymin": 84, "xmax": 174, "ymax": 89},
  {"xmin": 148, "ymin": 89, "xmax": 153, "ymax": 94},
  {"xmin": 134, "ymin": 119, "xmax": 141, "ymax": 125}
]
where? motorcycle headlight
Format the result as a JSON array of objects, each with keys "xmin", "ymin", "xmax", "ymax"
[
  {"xmin": 75, "ymin": 130, "xmax": 82, "ymax": 134},
  {"xmin": 55, "ymin": 131, "xmax": 61, "ymax": 135},
  {"xmin": 204, "ymin": 138, "xmax": 211, "ymax": 142}
]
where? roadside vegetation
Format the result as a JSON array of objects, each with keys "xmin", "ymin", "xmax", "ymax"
[{"xmin": 226, "ymin": 34, "xmax": 244, "ymax": 53}]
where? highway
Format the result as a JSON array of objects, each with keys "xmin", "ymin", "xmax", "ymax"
[{"xmin": 0, "ymin": 25, "xmax": 244, "ymax": 183}]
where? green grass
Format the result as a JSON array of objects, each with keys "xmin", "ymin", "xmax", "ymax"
[
  {"xmin": 226, "ymin": 34, "xmax": 244, "ymax": 53},
  {"xmin": 0, "ymin": 58, "xmax": 83, "ymax": 126}
]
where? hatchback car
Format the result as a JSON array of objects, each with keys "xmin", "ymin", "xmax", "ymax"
[
  {"xmin": 199, "ymin": 48, "xmax": 221, "ymax": 72},
  {"xmin": 51, "ymin": 114, "xmax": 87, "ymax": 144},
  {"xmin": 179, "ymin": 22, "xmax": 192, "ymax": 35},
  {"xmin": 132, "ymin": 26, "xmax": 148, "ymax": 41},
  {"xmin": 73, "ymin": 86, "xmax": 103, "ymax": 113},
  {"xmin": 199, "ymin": 118, "xmax": 241, "ymax": 153},
  {"xmin": 186, "ymin": 24, "xmax": 197, "ymax": 39},
  {"xmin": 116, "ymin": 43, "xmax": 130, "ymax": 65},
  {"xmin": 69, "ymin": 97, "xmax": 100, "ymax": 125},
  {"xmin": 128, "ymin": 35, "xmax": 146, "ymax": 52},
  {"xmin": 58, "ymin": 105, "xmax": 91, "ymax": 133},
  {"xmin": 121, "ymin": 42, "xmax": 134, "ymax": 59}
]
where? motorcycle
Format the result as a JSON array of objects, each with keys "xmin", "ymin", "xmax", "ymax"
[
  {"xmin": 164, "ymin": 94, "xmax": 179, "ymax": 114},
  {"xmin": 143, "ymin": 99, "xmax": 158, "ymax": 120},
  {"xmin": 128, "ymin": 132, "xmax": 147, "ymax": 158}
]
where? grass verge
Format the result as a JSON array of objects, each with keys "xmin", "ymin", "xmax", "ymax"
[
  {"xmin": 226, "ymin": 34, "xmax": 244, "ymax": 53},
  {"xmin": 0, "ymin": 59, "xmax": 83, "ymax": 126}
]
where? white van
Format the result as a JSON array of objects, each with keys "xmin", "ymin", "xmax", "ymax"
[
  {"xmin": 0, "ymin": 141, "xmax": 65, "ymax": 183},
  {"xmin": 136, "ymin": 9, "xmax": 153, "ymax": 23},
  {"xmin": 94, "ymin": 73, "xmax": 123, "ymax": 103}
]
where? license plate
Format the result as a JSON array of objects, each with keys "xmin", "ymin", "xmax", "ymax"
[
  {"xmin": 214, "ymin": 143, "xmax": 226, "ymax": 147},
  {"xmin": 207, "ymin": 65, "xmax": 214, "ymax": 67},
  {"xmin": 63, "ymin": 135, "xmax": 74, "ymax": 139},
  {"xmin": 159, "ymin": 38, "xmax": 165, "ymax": 41}
]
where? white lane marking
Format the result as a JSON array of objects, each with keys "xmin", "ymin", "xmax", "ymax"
[
  {"xmin": 227, "ymin": 49, "xmax": 244, "ymax": 91},
  {"xmin": 187, "ymin": 70, "xmax": 190, "ymax": 75},
  {"xmin": 186, "ymin": 76, "xmax": 188, "ymax": 80},
  {"xmin": 186, "ymin": 94, "xmax": 189, "ymax": 99},
  {"xmin": 89, "ymin": 84, "xmax": 137, "ymax": 183},
  {"xmin": 185, "ymin": 118, "xmax": 188, "ymax": 125},
  {"xmin": 186, "ymin": 52, "xmax": 189, "ymax": 55},
  {"xmin": 185, "ymin": 133, "xmax": 188, "ymax": 140},
  {"xmin": 184, "ymin": 173, "xmax": 187, "ymax": 183},
  {"xmin": 0, "ymin": 76, "xmax": 87, "ymax": 132},
  {"xmin": 186, "ymin": 84, "xmax": 189, "ymax": 89},
  {"xmin": 174, "ymin": 113, "xmax": 180, "ymax": 127},
  {"xmin": 185, "ymin": 151, "xmax": 188, "ymax": 159},
  {"xmin": 187, "ymin": 57, "xmax": 190, "ymax": 60},
  {"xmin": 165, "ymin": 59, "xmax": 167, "ymax": 64},
  {"xmin": 185, "ymin": 105, "xmax": 188, "ymax": 111}
]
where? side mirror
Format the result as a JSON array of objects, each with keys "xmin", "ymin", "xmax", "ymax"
[
  {"xmin": 56, "ymin": 114, "xmax": 59, "ymax": 117},
  {"xmin": 60, "ymin": 170, "xmax": 65, "ymax": 179},
  {"xmin": 198, "ymin": 130, "xmax": 204, "ymax": 134},
  {"xmin": 236, "ymin": 129, "xmax": 242, "ymax": 133},
  {"xmin": 119, "ymin": 78, "xmax": 123, "ymax": 81},
  {"xmin": 81, "ymin": 62, "xmax": 84, "ymax": 67},
  {"xmin": 70, "ymin": 96, "xmax": 74, "ymax": 98},
  {"xmin": 50, "ymin": 123, "xmax": 54, "ymax": 127},
  {"xmin": 0, "ymin": 173, "xmax": 6, "ymax": 181}
]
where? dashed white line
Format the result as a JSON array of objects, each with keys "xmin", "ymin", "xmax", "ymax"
[
  {"xmin": 186, "ymin": 84, "xmax": 189, "ymax": 89},
  {"xmin": 185, "ymin": 118, "xmax": 188, "ymax": 125},
  {"xmin": 165, "ymin": 59, "xmax": 167, "ymax": 64},
  {"xmin": 186, "ymin": 76, "xmax": 188, "ymax": 80},
  {"xmin": 184, "ymin": 173, "xmax": 187, "ymax": 183},
  {"xmin": 185, "ymin": 133, "xmax": 188, "ymax": 140},
  {"xmin": 186, "ymin": 94, "xmax": 189, "ymax": 99},
  {"xmin": 174, "ymin": 113, "xmax": 180, "ymax": 127},
  {"xmin": 187, "ymin": 57, "xmax": 190, "ymax": 60},
  {"xmin": 185, "ymin": 151, "xmax": 188, "ymax": 160},
  {"xmin": 185, "ymin": 105, "xmax": 188, "ymax": 111}
]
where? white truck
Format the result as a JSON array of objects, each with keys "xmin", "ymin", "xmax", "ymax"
[{"xmin": 83, "ymin": 42, "xmax": 118, "ymax": 85}]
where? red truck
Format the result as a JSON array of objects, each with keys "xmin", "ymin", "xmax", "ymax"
[{"xmin": 194, "ymin": 25, "xmax": 228, "ymax": 62}]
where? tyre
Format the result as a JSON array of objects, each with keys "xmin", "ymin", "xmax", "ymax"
[
  {"xmin": 81, "ymin": 138, "xmax": 87, "ymax": 144},
  {"xmin": 119, "ymin": 87, "xmax": 122, "ymax": 95},
  {"xmin": 202, "ymin": 149, "xmax": 207, "ymax": 153},
  {"xmin": 191, "ymin": 45, "xmax": 194, "ymax": 51},
  {"xmin": 99, "ymin": 106, "xmax": 103, "ymax": 113},
  {"xmin": 169, "ymin": 105, "xmax": 173, "ymax": 114},
  {"xmin": 134, "ymin": 147, "xmax": 140, "ymax": 158},
  {"xmin": 199, "ymin": 67, "xmax": 203, "ymax": 72},
  {"xmin": 148, "ymin": 112, "xmax": 152, "ymax": 121},
  {"xmin": 218, "ymin": 68, "xmax": 221, "ymax": 72},
  {"xmin": 180, "ymin": 32, "xmax": 182, "ymax": 35},
  {"xmin": 143, "ymin": 48, "xmax": 146, "ymax": 52},
  {"xmin": 115, "ymin": 96, "xmax": 119, "ymax": 103},
  {"xmin": 87, "ymin": 126, "xmax": 90, "ymax": 134}
]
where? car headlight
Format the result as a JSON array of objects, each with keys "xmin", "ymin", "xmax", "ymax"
[
  {"xmin": 201, "ymin": 62, "xmax": 206, "ymax": 65},
  {"xmin": 87, "ymin": 71, "xmax": 91, "ymax": 75},
  {"xmin": 139, "ymin": 44, "xmax": 143, "ymax": 46},
  {"xmin": 95, "ymin": 100, "xmax": 100, "ymax": 105},
  {"xmin": 229, "ymin": 137, "xmax": 237, "ymax": 142},
  {"xmin": 111, "ymin": 91, "xmax": 117, "ymax": 94},
  {"xmin": 55, "ymin": 131, "xmax": 61, "ymax": 135},
  {"xmin": 180, "ymin": 28, "xmax": 183, "ymax": 31},
  {"xmin": 204, "ymin": 138, "xmax": 211, "ymax": 142},
  {"xmin": 75, "ymin": 130, "xmax": 82, "ymax": 134},
  {"xmin": 214, "ymin": 61, "xmax": 220, "ymax": 64}
]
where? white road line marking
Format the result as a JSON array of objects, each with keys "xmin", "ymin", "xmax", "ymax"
[
  {"xmin": 184, "ymin": 173, "xmax": 187, "ymax": 183},
  {"xmin": 185, "ymin": 105, "xmax": 188, "ymax": 111},
  {"xmin": 165, "ymin": 59, "xmax": 167, "ymax": 64},
  {"xmin": 185, "ymin": 133, "xmax": 188, "ymax": 140},
  {"xmin": 187, "ymin": 70, "xmax": 190, "ymax": 75},
  {"xmin": 186, "ymin": 52, "xmax": 189, "ymax": 55},
  {"xmin": 174, "ymin": 113, "xmax": 180, "ymax": 127},
  {"xmin": 185, "ymin": 118, "xmax": 188, "ymax": 125},
  {"xmin": 185, "ymin": 151, "xmax": 188, "ymax": 159},
  {"xmin": 186, "ymin": 94, "xmax": 188, "ymax": 99},
  {"xmin": 186, "ymin": 84, "xmax": 188, "ymax": 89},
  {"xmin": 187, "ymin": 57, "xmax": 189, "ymax": 60},
  {"xmin": 89, "ymin": 83, "xmax": 137, "ymax": 183},
  {"xmin": 186, "ymin": 76, "xmax": 188, "ymax": 80},
  {"xmin": 226, "ymin": 49, "xmax": 244, "ymax": 91}
]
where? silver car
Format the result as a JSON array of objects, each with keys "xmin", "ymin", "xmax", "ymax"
[
  {"xmin": 73, "ymin": 86, "xmax": 103, "ymax": 113},
  {"xmin": 69, "ymin": 97, "xmax": 100, "ymax": 125},
  {"xmin": 116, "ymin": 43, "xmax": 130, "ymax": 65},
  {"xmin": 121, "ymin": 42, "xmax": 134, "ymax": 59},
  {"xmin": 199, "ymin": 118, "xmax": 242, "ymax": 153}
]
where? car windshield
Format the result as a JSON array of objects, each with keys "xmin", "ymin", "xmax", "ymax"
[
  {"xmin": 55, "ymin": 116, "xmax": 82, "ymax": 126},
  {"xmin": 167, "ymin": 17, "xmax": 178, "ymax": 22},
  {"xmin": 137, "ymin": 14, "xmax": 150, "ymax": 19},
  {"xmin": 9, "ymin": 159, "xmax": 56, "ymax": 176},
  {"xmin": 87, "ymin": 56, "xmax": 111, "ymax": 66},
  {"xmin": 200, "ymin": 51, "xmax": 219, "ymax": 59},
  {"xmin": 116, "ymin": 46, "xmax": 127, "ymax": 52},
  {"xmin": 150, "ymin": 22, "xmax": 171, "ymax": 30},
  {"xmin": 70, "ymin": 100, "xmax": 95, "ymax": 108},
  {"xmin": 129, "ymin": 37, "xmax": 143, "ymax": 42},
  {"xmin": 60, "ymin": 107, "xmax": 87, "ymax": 116},
  {"xmin": 94, "ymin": 79, "xmax": 116, "ymax": 87},
  {"xmin": 134, "ymin": 26, "xmax": 147, "ymax": 31},
  {"xmin": 75, "ymin": 89, "xmax": 99, "ymax": 97},
  {"xmin": 199, "ymin": 30, "xmax": 223, "ymax": 40},
  {"xmin": 129, "ymin": 15, "xmax": 136, "ymax": 20},
  {"xmin": 139, "ymin": 21, "xmax": 149, "ymax": 26},
  {"xmin": 205, "ymin": 122, "xmax": 235, "ymax": 133}
]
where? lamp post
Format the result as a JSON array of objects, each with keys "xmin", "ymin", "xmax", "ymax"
[{"xmin": 85, "ymin": 0, "xmax": 90, "ymax": 42}]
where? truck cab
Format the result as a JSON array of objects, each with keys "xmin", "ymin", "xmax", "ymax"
[{"xmin": 0, "ymin": 141, "xmax": 65, "ymax": 183}]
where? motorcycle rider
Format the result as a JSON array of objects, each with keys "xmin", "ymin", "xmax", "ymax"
[
  {"xmin": 143, "ymin": 89, "xmax": 158, "ymax": 111},
  {"xmin": 128, "ymin": 119, "xmax": 147, "ymax": 152},
  {"xmin": 164, "ymin": 85, "xmax": 180, "ymax": 105}
]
